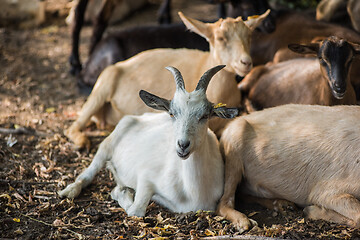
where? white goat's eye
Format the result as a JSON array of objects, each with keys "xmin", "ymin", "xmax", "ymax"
[
  {"xmin": 169, "ymin": 113, "xmax": 174, "ymax": 118},
  {"xmin": 199, "ymin": 115, "xmax": 209, "ymax": 121}
]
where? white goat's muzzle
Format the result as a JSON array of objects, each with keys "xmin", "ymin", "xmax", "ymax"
[{"xmin": 176, "ymin": 140, "xmax": 191, "ymax": 160}]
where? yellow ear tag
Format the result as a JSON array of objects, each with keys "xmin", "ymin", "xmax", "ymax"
[
  {"xmin": 214, "ymin": 103, "xmax": 227, "ymax": 109},
  {"xmin": 248, "ymin": 15, "xmax": 260, "ymax": 20}
]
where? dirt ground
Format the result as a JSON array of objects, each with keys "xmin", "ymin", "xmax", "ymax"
[{"xmin": 1, "ymin": 0, "xmax": 360, "ymax": 239}]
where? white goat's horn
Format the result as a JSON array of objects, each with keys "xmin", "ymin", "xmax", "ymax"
[
  {"xmin": 165, "ymin": 66, "xmax": 185, "ymax": 91},
  {"xmin": 196, "ymin": 65, "xmax": 226, "ymax": 91}
]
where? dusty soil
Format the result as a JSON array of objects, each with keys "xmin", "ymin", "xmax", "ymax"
[{"xmin": 1, "ymin": 0, "xmax": 360, "ymax": 239}]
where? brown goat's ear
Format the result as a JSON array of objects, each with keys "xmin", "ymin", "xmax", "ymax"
[
  {"xmin": 288, "ymin": 43, "xmax": 319, "ymax": 55},
  {"xmin": 178, "ymin": 12, "xmax": 212, "ymax": 41},
  {"xmin": 139, "ymin": 90, "xmax": 170, "ymax": 112},
  {"xmin": 350, "ymin": 42, "xmax": 360, "ymax": 58},
  {"xmin": 244, "ymin": 9, "xmax": 271, "ymax": 31}
]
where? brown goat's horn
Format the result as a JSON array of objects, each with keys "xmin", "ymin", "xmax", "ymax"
[
  {"xmin": 165, "ymin": 66, "xmax": 185, "ymax": 91},
  {"xmin": 196, "ymin": 65, "xmax": 226, "ymax": 92}
]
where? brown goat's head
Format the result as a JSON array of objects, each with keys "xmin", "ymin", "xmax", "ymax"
[
  {"xmin": 289, "ymin": 36, "xmax": 360, "ymax": 99},
  {"xmin": 178, "ymin": 10, "xmax": 270, "ymax": 77}
]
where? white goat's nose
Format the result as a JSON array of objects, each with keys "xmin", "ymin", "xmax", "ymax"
[{"xmin": 178, "ymin": 140, "xmax": 190, "ymax": 151}]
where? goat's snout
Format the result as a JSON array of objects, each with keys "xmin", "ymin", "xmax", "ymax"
[
  {"xmin": 233, "ymin": 56, "xmax": 253, "ymax": 76},
  {"xmin": 333, "ymin": 81, "xmax": 345, "ymax": 90},
  {"xmin": 177, "ymin": 140, "xmax": 191, "ymax": 159},
  {"xmin": 241, "ymin": 59, "xmax": 252, "ymax": 68},
  {"xmin": 178, "ymin": 140, "xmax": 190, "ymax": 151}
]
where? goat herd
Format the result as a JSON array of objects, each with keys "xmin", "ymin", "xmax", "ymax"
[{"xmin": 59, "ymin": 0, "xmax": 360, "ymax": 234}]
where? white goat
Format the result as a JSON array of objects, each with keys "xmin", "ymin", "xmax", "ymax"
[
  {"xmin": 217, "ymin": 104, "xmax": 360, "ymax": 231},
  {"xmin": 59, "ymin": 65, "xmax": 239, "ymax": 216},
  {"xmin": 65, "ymin": 10, "xmax": 270, "ymax": 149}
]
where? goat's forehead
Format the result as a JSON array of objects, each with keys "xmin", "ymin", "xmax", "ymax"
[
  {"xmin": 322, "ymin": 38, "xmax": 352, "ymax": 57},
  {"xmin": 171, "ymin": 91, "xmax": 212, "ymax": 114},
  {"xmin": 215, "ymin": 19, "xmax": 250, "ymax": 37}
]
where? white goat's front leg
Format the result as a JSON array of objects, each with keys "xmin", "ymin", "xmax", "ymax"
[
  {"xmin": 307, "ymin": 193, "xmax": 360, "ymax": 227},
  {"xmin": 111, "ymin": 185, "xmax": 135, "ymax": 212},
  {"xmin": 126, "ymin": 181, "xmax": 154, "ymax": 217},
  {"xmin": 58, "ymin": 139, "xmax": 110, "ymax": 199}
]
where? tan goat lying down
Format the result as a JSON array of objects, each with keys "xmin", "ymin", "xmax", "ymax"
[
  {"xmin": 217, "ymin": 104, "xmax": 360, "ymax": 232},
  {"xmin": 65, "ymin": 10, "xmax": 270, "ymax": 149}
]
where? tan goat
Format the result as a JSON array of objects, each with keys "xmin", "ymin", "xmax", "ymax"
[
  {"xmin": 217, "ymin": 104, "xmax": 360, "ymax": 231},
  {"xmin": 239, "ymin": 36, "xmax": 359, "ymax": 111},
  {"xmin": 65, "ymin": 10, "xmax": 270, "ymax": 149}
]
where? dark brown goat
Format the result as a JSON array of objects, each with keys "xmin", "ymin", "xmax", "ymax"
[
  {"xmin": 78, "ymin": 24, "xmax": 208, "ymax": 89},
  {"xmin": 250, "ymin": 10, "xmax": 360, "ymax": 65},
  {"xmin": 239, "ymin": 36, "xmax": 359, "ymax": 111},
  {"xmin": 316, "ymin": 0, "xmax": 360, "ymax": 32},
  {"xmin": 69, "ymin": 0, "xmax": 149, "ymax": 75}
]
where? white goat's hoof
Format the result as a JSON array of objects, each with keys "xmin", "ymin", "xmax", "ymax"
[
  {"xmin": 126, "ymin": 205, "xmax": 146, "ymax": 217},
  {"xmin": 58, "ymin": 182, "xmax": 82, "ymax": 199},
  {"xmin": 111, "ymin": 187, "xmax": 134, "ymax": 211}
]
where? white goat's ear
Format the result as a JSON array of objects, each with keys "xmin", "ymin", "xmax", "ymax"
[
  {"xmin": 288, "ymin": 43, "xmax": 319, "ymax": 55},
  {"xmin": 178, "ymin": 12, "xmax": 212, "ymax": 41},
  {"xmin": 139, "ymin": 90, "xmax": 170, "ymax": 112},
  {"xmin": 244, "ymin": 9, "xmax": 271, "ymax": 31},
  {"xmin": 212, "ymin": 106, "xmax": 240, "ymax": 119}
]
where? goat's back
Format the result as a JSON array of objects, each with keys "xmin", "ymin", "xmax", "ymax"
[
  {"xmin": 221, "ymin": 104, "xmax": 360, "ymax": 206},
  {"xmin": 247, "ymin": 58, "xmax": 322, "ymax": 108}
]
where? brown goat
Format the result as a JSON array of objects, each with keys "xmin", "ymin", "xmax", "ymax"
[
  {"xmin": 239, "ymin": 36, "xmax": 359, "ymax": 111},
  {"xmin": 217, "ymin": 104, "xmax": 360, "ymax": 231}
]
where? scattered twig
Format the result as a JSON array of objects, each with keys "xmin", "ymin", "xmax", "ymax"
[
  {"xmin": 0, "ymin": 127, "xmax": 49, "ymax": 137},
  {"xmin": 19, "ymin": 213, "xmax": 85, "ymax": 239},
  {"xmin": 200, "ymin": 236, "xmax": 283, "ymax": 240},
  {"xmin": 0, "ymin": 179, "xmax": 58, "ymax": 185}
]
